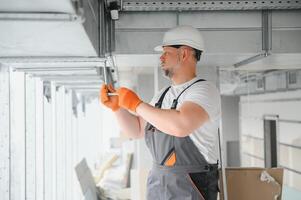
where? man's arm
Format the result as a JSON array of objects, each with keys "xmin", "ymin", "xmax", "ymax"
[
  {"xmin": 136, "ymin": 101, "xmax": 209, "ymax": 137},
  {"xmin": 114, "ymin": 108, "xmax": 146, "ymax": 139},
  {"xmin": 116, "ymin": 87, "xmax": 209, "ymax": 137}
]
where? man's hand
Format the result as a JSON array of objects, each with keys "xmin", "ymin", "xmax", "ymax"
[
  {"xmin": 99, "ymin": 84, "xmax": 120, "ymax": 111},
  {"xmin": 117, "ymin": 87, "xmax": 143, "ymax": 112}
]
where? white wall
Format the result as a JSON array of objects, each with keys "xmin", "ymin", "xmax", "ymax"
[{"xmin": 240, "ymin": 89, "xmax": 301, "ymax": 191}]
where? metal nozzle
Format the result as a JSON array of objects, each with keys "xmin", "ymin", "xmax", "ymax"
[{"xmin": 108, "ymin": 92, "xmax": 118, "ymax": 96}]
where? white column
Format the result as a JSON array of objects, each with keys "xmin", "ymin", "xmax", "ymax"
[
  {"xmin": 50, "ymin": 82, "xmax": 57, "ymax": 199},
  {"xmin": 25, "ymin": 75, "xmax": 36, "ymax": 200},
  {"xmin": 0, "ymin": 65, "xmax": 10, "ymax": 200},
  {"xmin": 44, "ymin": 86, "xmax": 53, "ymax": 200},
  {"xmin": 65, "ymin": 90, "xmax": 72, "ymax": 200},
  {"xmin": 10, "ymin": 70, "xmax": 26, "ymax": 200},
  {"xmin": 71, "ymin": 105, "xmax": 81, "ymax": 200},
  {"xmin": 35, "ymin": 78, "xmax": 44, "ymax": 200},
  {"xmin": 56, "ymin": 86, "xmax": 66, "ymax": 200}
]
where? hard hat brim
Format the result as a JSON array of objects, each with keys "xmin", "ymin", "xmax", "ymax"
[
  {"xmin": 154, "ymin": 42, "xmax": 204, "ymax": 52},
  {"xmin": 154, "ymin": 45, "xmax": 163, "ymax": 52}
]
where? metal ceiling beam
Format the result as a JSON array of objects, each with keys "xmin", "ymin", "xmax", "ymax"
[
  {"xmin": 116, "ymin": 26, "xmax": 301, "ymax": 32},
  {"xmin": 36, "ymin": 74, "xmax": 103, "ymax": 81},
  {"xmin": 36, "ymin": 74, "xmax": 102, "ymax": 78},
  {"xmin": 0, "ymin": 56, "xmax": 105, "ymax": 65},
  {"xmin": 56, "ymin": 81, "xmax": 103, "ymax": 86},
  {"xmin": 262, "ymin": 10, "xmax": 272, "ymax": 52},
  {"xmin": 19, "ymin": 69, "xmax": 98, "ymax": 75},
  {"xmin": 14, "ymin": 67, "xmax": 99, "ymax": 72},
  {"xmin": 122, "ymin": 0, "xmax": 301, "ymax": 11},
  {"xmin": 14, "ymin": 67, "xmax": 99, "ymax": 77},
  {"xmin": 29, "ymin": 71, "xmax": 97, "ymax": 76},
  {"xmin": 0, "ymin": 56, "xmax": 104, "ymax": 63},
  {"xmin": 0, "ymin": 12, "xmax": 82, "ymax": 21},
  {"xmin": 5, "ymin": 57, "xmax": 113, "ymax": 92},
  {"xmin": 54, "ymin": 79, "xmax": 103, "ymax": 83}
]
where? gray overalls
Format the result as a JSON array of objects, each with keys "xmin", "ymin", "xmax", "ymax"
[{"xmin": 145, "ymin": 79, "xmax": 219, "ymax": 200}]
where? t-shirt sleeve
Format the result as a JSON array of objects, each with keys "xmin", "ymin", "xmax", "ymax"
[{"xmin": 181, "ymin": 82, "xmax": 221, "ymax": 122}]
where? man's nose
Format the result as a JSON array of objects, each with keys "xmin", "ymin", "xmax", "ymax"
[{"xmin": 160, "ymin": 54, "xmax": 164, "ymax": 62}]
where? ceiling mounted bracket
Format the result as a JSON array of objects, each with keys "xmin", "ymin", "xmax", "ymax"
[{"xmin": 234, "ymin": 10, "xmax": 272, "ymax": 68}]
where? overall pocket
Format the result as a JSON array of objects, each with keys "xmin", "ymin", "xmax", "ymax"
[{"xmin": 161, "ymin": 147, "xmax": 176, "ymax": 167}]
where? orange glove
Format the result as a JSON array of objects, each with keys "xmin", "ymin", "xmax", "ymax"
[
  {"xmin": 99, "ymin": 84, "xmax": 120, "ymax": 111},
  {"xmin": 117, "ymin": 87, "xmax": 143, "ymax": 112}
]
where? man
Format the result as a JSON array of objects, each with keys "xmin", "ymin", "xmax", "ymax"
[{"xmin": 100, "ymin": 25, "xmax": 221, "ymax": 200}]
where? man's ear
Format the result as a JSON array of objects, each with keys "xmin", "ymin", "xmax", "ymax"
[{"xmin": 181, "ymin": 48, "xmax": 190, "ymax": 61}]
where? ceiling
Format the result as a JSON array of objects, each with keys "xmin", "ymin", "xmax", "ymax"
[
  {"xmin": 0, "ymin": 21, "xmax": 97, "ymax": 57},
  {"xmin": 0, "ymin": 0, "xmax": 96, "ymax": 57},
  {"xmin": 0, "ymin": 0, "xmax": 75, "ymax": 13},
  {"xmin": 113, "ymin": 10, "xmax": 301, "ymax": 73},
  {"xmin": 0, "ymin": 0, "xmax": 301, "ymax": 93}
]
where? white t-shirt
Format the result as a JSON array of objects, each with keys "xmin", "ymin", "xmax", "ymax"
[{"xmin": 149, "ymin": 77, "xmax": 221, "ymax": 164}]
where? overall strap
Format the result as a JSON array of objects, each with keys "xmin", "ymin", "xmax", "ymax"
[
  {"xmin": 147, "ymin": 86, "xmax": 171, "ymax": 131},
  {"xmin": 171, "ymin": 79, "xmax": 206, "ymax": 109},
  {"xmin": 155, "ymin": 86, "xmax": 171, "ymax": 108}
]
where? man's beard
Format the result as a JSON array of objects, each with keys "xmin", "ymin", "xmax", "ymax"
[
  {"xmin": 161, "ymin": 62, "xmax": 180, "ymax": 79},
  {"xmin": 163, "ymin": 68, "xmax": 174, "ymax": 79},
  {"xmin": 160, "ymin": 53, "xmax": 181, "ymax": 79}
]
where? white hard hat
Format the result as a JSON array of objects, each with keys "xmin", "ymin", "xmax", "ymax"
[{"xmin": 154, "ymin": 25, "xmax": 205, "ymax": 52}]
